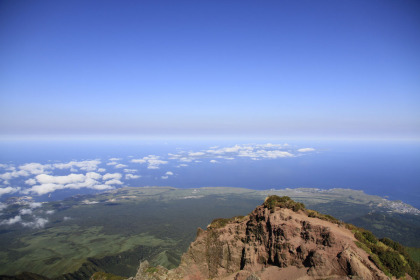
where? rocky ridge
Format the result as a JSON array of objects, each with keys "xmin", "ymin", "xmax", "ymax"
[{"xmin": 127, "ymin": 196, "xmax": 391, "ymax": 280}]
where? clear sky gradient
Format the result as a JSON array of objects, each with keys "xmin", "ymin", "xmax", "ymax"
[{"xmin": 1, "ymin": 0, "xmax": 419, "ymax": 139}]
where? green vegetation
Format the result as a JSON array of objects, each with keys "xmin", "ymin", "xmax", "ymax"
[
  {"xmin": 353, "ymin": 227, "xmax": 420, "ymax": 279},
  {"xmin": 306, "ymin": 209, "xmax": 342, "ymax": 224},
  {"xmin": 209, "ymin": 216, "xmax": 246, "ymax": 229},
  {"xmin": 406, "ymin": 247, "xmax": 420, "ymax": 263},
  {"xmin": 90, "ymin": 271, "xmax": 124, "ymax": 280},
  {"xmin": 263, "ymin": 195, "xmax": 305, "ymax": 212},
  {"xmin": 145, "ymin": 267, "xmax": 158, "ymax": 274}
]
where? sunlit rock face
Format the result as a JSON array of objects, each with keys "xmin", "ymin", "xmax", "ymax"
[{"xmin": 129, "ymin": 197, "xmax": 388, "ymax": 280}]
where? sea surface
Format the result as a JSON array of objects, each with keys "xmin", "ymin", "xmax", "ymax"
[{"xmin": 0, "ymin": 138, "xmax": 419, "ymax": 208}]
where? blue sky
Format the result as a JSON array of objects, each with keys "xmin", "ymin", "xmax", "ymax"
[{"xmin": 1, "ymin": 0, "xmax": 419, "ymax": 139}]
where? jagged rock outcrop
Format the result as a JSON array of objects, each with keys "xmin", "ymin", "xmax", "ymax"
[{"xmin": 129, "ymin": 197, "xmax": 389, "ymax": 280}]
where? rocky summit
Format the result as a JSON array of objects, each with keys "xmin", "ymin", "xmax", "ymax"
[{"xmin": 127, "ymin": 196, "xmax": 391, "ymax": 280}]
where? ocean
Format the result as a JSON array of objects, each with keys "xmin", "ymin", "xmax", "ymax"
[{"xmin": 0, "ymin": 138, "xmax": 419, "ymax": 208}]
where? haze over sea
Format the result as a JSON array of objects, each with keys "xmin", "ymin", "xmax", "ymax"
[
  {"xmin": 1, "ymin": 138, "xmax": 419, "ymax": 209},
  {"xmin": 1, "ymin": 1, "xmax": 419, "ymax": 212}
]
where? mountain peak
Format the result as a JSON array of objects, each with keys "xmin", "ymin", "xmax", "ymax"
[{"xmin": 127, "ymin": 196, "xmax": 411, "ymax": 280}]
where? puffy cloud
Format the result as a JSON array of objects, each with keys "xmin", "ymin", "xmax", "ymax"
[
  {"xmin": 107, "ymin": 162, "xmax": 117, "ymax": 166},
  {"xmin": 0, "ymin": 203, "xmax": 7, "ymax": 211},
  {"xmin": 131, "ymin": 159, "xmax": 146, "ymax": 164},
  {"xmin": 123, "ymin": 169, "xmax": 137, "ymax": 173},
  {"xmin": 0, "ymin": 169, "xmax": 30, "ymax": 180},
  {"xmin": 19, "ymin": 208, "xmax": 33, "ymax": 215},
  {"xmin": 125, "ymin": 174, "xmax": 140, "ymax": 179},
  {"xmin": 86, "ymin": 172, "xmax": 102, "ymax": 180},
  {"xmin": 210, "ymin": 160, "xmax": 218, "ymax": 163},
  {"xmin": 27, "ymin": 183, "xmax": 62, "ymax": 195},
  {"xmin": 25, "ymin": 172, "xmax": 116, "ymax": 195},
  {"xmin": 25, "ymin": 178, "xmax": 37, "ymax": 185},
  {"xmin": 103, "ymin": 173, "xmax": 122, "ymax": 181},
  {"xmin": 0, "ymin": 215, "xmax": 22, "ymax": 225},
  {"xmin": 36, "ymin": 174, "xmax": 85, "ymax": 185},
  {"xmin": 22, "ymin": 217, "xmax": 48, "ymax": 229},
  {"xmin": 188, "ymin": 152, "xmax": 205, "ymax": 157},
  {"xmin": 97, "ymin": 168, "xmax": 106, "ymax": 173},
  {"xmin": 28, "ymin": 202, "xmax": 42, "ymax": 209},
  {"xmin": 115, "ymin": 164, "xmax": 128, "ymax": 168},
  {"xmin": 109, "ymin": 158, "xmax": 121, "ymax": 161},
  {"xmin": 177, "ymin": 164, "xmax": 188, "ymax": 167},
  {"xmin": 53, "ymin": 160, "xmax": 101, "ymax": 171},
  {"xmin": 91, "ymin": 184, "xmax": 114, "ymax": 190},
  {"xmin": 132, "ymin": 155, "xmax": 168, "ymax": 169},
  {"xmin": 45, "ymin": 210, "xmax": 54, "ymax": 215},
  {"xmin": 0, "ymin": 186, "xmax": 20, "ymax": 196},
  {"xmin": 162, "ymin": 171, "xmax": 174, "ymax": 179},
  {"xmin": 19, "ymin": 163, "xmax": 51, "ymax": 175},
  {"xmin": 104, "ymin": 179, "xmax": 123, "ymax": 185},
  {"xmin": 298, "ymin": 148, "xmax": 315, "ymax": 152},
  {"xmin": 19, "ymin": 208, "xmax": 32, "ymax": 215}
]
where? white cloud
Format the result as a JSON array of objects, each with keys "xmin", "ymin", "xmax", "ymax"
[
  {"xmin": 25, "ymin": 172, "xmax": 115, "ymax": 195},
  {"xmin": 98, "ymin": 168, "xmax": 106, "ymax": 173},
  {"xmin": 19, "ymin": 208, "xmax": 32, "ymax": 215},
  {"xmin": 27, "ymin": 183, "xmax": 63, "ymax": 195},
  {"xmin": 210, "ymin": 160, "xmax": 218, "ymax": 163},
  {"xmin": 298, "ymin": 148, "xmax": 315, "ymax": 152},
  {"xmin": 0, "ymin": 186, "xmax": 20, "ymax": 196},
  {"xmin": 0, "ymin": 164, "xmax": 9, "ymax": 169},
  {"xmin": 28, "ymin": 202, "xmax": 42, "ymax": 209},
  {"xmin": 161, "ymin": 176, "xmax": 169, "ymax": 180},
  {"xmin": 107, "ymin": 162, "xmax": 118, "ymax": 166},
  {"xmin": 177, "ymin": 164, "xmax": 188, "ymax": 167},
  {"xmin": 36, "ymin": 173, "xmax": 85, "ymax": 185},
  {"xmin": 91, "ymin": 184, "xmax": 114, "ymax": 190},
  {"xmin": 25, "ymin": 178, "xmax": 37, "ymax": 185},
  {"xmin": 165, "ymin": 171, "xmax": 174, "ymax": 176},
  {"xmin": 104, "ymin": 179, "xmax": 123, "ymax": 185},
  {"xmin": 109, "ymin": 158, "xmax": 121, "ymax": 161},
  {"xmin": 115, "ymin": 164, "xmax": 128, "ymax": 168},
  {"xmin": 0, "ymin": 203, "xmax": 7, "ymax": 211},
  {"xmin": 132, "ymin": 155, "xmax": 168, "ymax": 170},
  {"xmin": 123, "ymin": 169, "xmax": 137, "ymax": 173},
  {"xmin": 19, "ymin": 163, "xmax": 51, "ymax": 175},
  {"xmin": 63, "ymin": 216, "xmax": 72, "ymax": 221},
  {"xmin": 188, "ymin": 152, "xmax": 205, "ymax": 157},
  {"xmin": 0, "ymin": 169, "xmax": 30, "ymax": 180},
  {"xmin": 131, "ymin": 159, "xmax": 146, "ymax": 164},
  {"xmin": 22, "ymin": 217, "xmax": 48, "ymax": 229},
  {"xmin": 45, "ymin": 210, "xmax": 54, "ymax": 215},
  {"xmin": 86, "ymin": 172, "xmax": 102, "ymax": 180},
  {"xmin": 0, "ymin": 215, "xmax": 22, "ymax": 225},
  {"xmin": 53, "ymin": 160, "xmax": 101, "ymax": 171},
  {"xmin": 103, "ymin": 173, "xmax": 122, "ymax": 181},
  {"xmin": 125, "ymin": 174, "xmax": 140, "ymax": 179}
]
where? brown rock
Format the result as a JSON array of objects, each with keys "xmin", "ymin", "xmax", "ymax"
[{"xmin": 129, "ymin": 201, "xmax": 389, "ymax": 280}]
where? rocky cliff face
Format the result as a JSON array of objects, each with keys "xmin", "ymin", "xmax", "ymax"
[{"xmin": 128, "ymin": 197, "xmax": 389, "ymax": 280}]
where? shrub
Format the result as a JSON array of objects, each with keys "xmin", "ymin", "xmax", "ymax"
[{"xmin": 263, "ymin": 195, "xmax": 305, "ymax": 212}]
